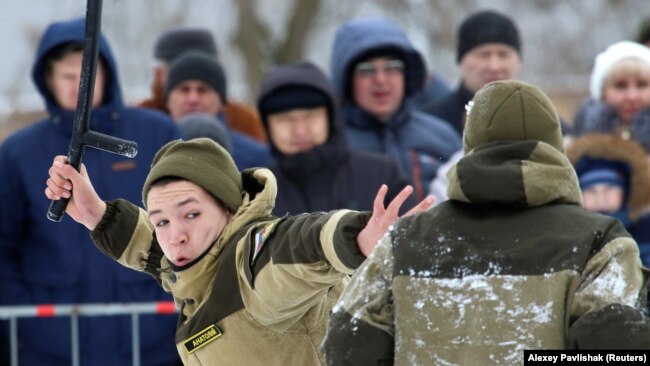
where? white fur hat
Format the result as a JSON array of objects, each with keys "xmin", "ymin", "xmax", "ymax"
[{"xmin": 590, "ymin": 41, "xmax": 650, "ymax": 100}]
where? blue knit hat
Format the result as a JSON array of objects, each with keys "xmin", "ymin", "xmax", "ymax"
[{"xmin": 576, "ymin": 158, "xmax": 628, "ymax": 191}]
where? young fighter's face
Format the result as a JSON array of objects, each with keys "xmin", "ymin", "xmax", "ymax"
[{"xmin": 147, "ymin": 180, "xmax": 230, "ymax": 266}]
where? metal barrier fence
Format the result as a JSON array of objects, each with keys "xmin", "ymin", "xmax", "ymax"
[{"xmin": 0, "ymin": 302, "xmax": 178, "ymax": 366}]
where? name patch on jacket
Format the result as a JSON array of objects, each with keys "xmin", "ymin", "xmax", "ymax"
[
  {"xmin": 111, "ymin": 160, "xmax": 136, "ymax": 171},
  {"xmin": 183, "ymin": 323, "xmax": 222, "ymax": 354}
]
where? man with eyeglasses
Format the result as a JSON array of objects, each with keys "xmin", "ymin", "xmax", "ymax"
[{"xmin": 330, "ymin": 17, "xmax": 461, "ymax": 200}]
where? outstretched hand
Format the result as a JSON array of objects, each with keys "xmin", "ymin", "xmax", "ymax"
[
  {"xmin": 44, "ymin": 156, "xmax": 106, "ymax": 230},
  {"xmin": 356, "ymin": 185, "xmax": 435, "ymax": 257}
]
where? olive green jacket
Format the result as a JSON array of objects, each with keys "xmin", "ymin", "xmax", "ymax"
[
  {"xmin": 324, "ymin": 140, "xmax": 650, "ymax": 365},
  {"xmin": 91, "ymin": 168, "xmax": 370, "ymax": 365}
]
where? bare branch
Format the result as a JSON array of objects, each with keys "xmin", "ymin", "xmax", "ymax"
[
  {"xmin": 273, "ymin": 0, "xmax": 323, "ymax": 64},
  {"xmin": 232, "ymin": 0, "xmax": 272, "ymax": 98}
]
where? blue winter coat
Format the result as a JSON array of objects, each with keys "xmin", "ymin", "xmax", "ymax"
[
  {"xmin": 0, "ymin": 18, "xmax": 180, "ymax": 366},
  {"xmin": 330, "ymin": 18, "xmax": 461, "ymax": 198}
]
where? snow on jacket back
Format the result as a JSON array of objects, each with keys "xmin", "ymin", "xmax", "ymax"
[
  {"xmin": 323, "ymin": 81, "xmax": 650, "ymax": 365},
  {"xmin": 325, "ymin": 141, "xmax": 650, "ymax": 365},
  {"xmin": 0, "ymin": 18, "xmax": 180, "ymax": 365},
  {"xmin": 330, "ymin": 18, "xmax": 461, "ymax": 198}
]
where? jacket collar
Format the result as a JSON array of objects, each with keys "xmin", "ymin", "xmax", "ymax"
[
  {"xmin": 448, "ymin": 140, "xmax": 582, "ymax": 208},
  {"xmin": 163, "ymin": 168, "xmax": 278, "ymax": 317},
  {"xmin": 342, "ymin": 100, "xmax": 412, "ymax": 131}
]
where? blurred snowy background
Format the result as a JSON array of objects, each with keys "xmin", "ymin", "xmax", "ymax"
[{"xmin": 1, "ymin": 0, "xmax": 648, "ymax": 140}]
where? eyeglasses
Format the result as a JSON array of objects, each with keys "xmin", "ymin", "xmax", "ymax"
[{"xmin": 354, "ymin": 59, "xmax": 405, "ymax": 78}]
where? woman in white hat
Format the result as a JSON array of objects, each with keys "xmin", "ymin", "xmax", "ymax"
[{"xmin": 574, "ymin": 41, "xmax": 650, "ymax": 140}]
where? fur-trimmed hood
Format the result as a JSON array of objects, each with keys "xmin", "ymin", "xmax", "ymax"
[{"xmin": 565, "ymin": 133, "xmax": 650, "ymax": 220}]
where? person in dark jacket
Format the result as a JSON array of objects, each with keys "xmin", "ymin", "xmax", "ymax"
[
  {"xmin": 0, "ymin": 18, "xmax": 181, "ymax": 366},
  {"xmin": 164, "ymin": 51, "xmax": 272, "ymax": 170},
  {"xmin": 257, "ymin": 61, "xmax": 415, "ymax": 216},
  {"xmin": 323, "ymin": 81, "xmax": 650, "ymax": 365},
  {"xmin": 139, "ymin": 26, "xmax": 267, "ymax": 142},
  {"xmin": 422, "ymin": 10, "xmax": 522, "ymax": 136},
  {"xmin": 426, "ymin": 10, "xmax": 567, "ymax": 204},
  {"xmin": 330, "ymin": 17, "xmax": 461, "ymax": 200}
]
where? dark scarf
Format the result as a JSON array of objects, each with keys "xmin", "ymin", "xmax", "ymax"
[{"xmin": 273, "ymin": 131, "xmax": 348, "ymax": 182}]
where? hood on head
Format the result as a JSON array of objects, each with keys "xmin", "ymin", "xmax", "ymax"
[
  {"xmin": 31, "ymin": 17, "xmax": 122, "ymax": 113},
  {"xmin": 257, "ymin": 61, "xmax": 341, "ymax": 155},
  {"xmin": 463, "ymin": 80, "xmax": 563, "ymax": 154},
  {"xmin": 329, "ymin": 17, "xmax": 426, "ymax": 103},
  {"xmin": 566, "ymin": 133, "xmax": 650, "ymax": 220}
]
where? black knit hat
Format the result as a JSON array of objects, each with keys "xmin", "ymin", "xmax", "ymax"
[
  {"xmin": 154, "ymin": 27, "xmax": 218, "ymax": 62},
  {"xmin": 165, "ymin": 50, "xmax": 227, "ymax": 103},
  {"xmin": 258, "ymin": 86, "xmax": 329, "ymax": 118},
  {"xmin": 457, "ymin": 10, "xmax": 521, "ymax": 63}
]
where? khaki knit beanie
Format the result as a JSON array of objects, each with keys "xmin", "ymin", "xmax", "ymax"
[
  {"xmin": 142, "ymin": 138, "xmax": 243, "ymax": 212},
  {"xmin": 463, "ymin": 80, "xmax": 563, "ymax": 154}
]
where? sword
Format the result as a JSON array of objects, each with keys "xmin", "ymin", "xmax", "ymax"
[{"xmin": 47, "ymin": 0, "xmax": 138, "ymax": 222}]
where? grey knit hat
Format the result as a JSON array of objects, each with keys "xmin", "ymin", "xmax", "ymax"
[
  {"xmin": 177, "ymin": 113, "xmax": 233, "ymax": 152},
  {"xmin": 165, "ymin": 50, "xmax": 227, "ymax": 103},
  {"xmin": 463, "ymin": 80, "xmax": 563, "ymax": 153},
  {"xmin": 154, "ymin": 27, "xmax": 218, "ymax": 62},
  {"xmin": 142, "ymin": 138, "xmax": 242, "ymax": 212}
]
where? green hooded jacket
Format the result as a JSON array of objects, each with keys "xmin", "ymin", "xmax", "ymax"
[
  {"xmin": 323, "ymin": 81, "xmax": 650, "ymax": 365},
  {"xmin": 90, "ymin": 168, "xmax": 370, "ymax": 365}
]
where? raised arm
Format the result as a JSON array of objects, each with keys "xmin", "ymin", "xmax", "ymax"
[
  {"xmin": 357, "ymin": 184, "xmax": 435, "ymax": 256},
  {"xmin": 45, "ymin": 155, "xmax": 106, "ymax": 230},
  {"xmin": 46, "ymin": 156, "xmax": 161, "ymax": 276},
  {"xmin": 241, "ymin": 184, "xmax": 433, "ymax": 329}
]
